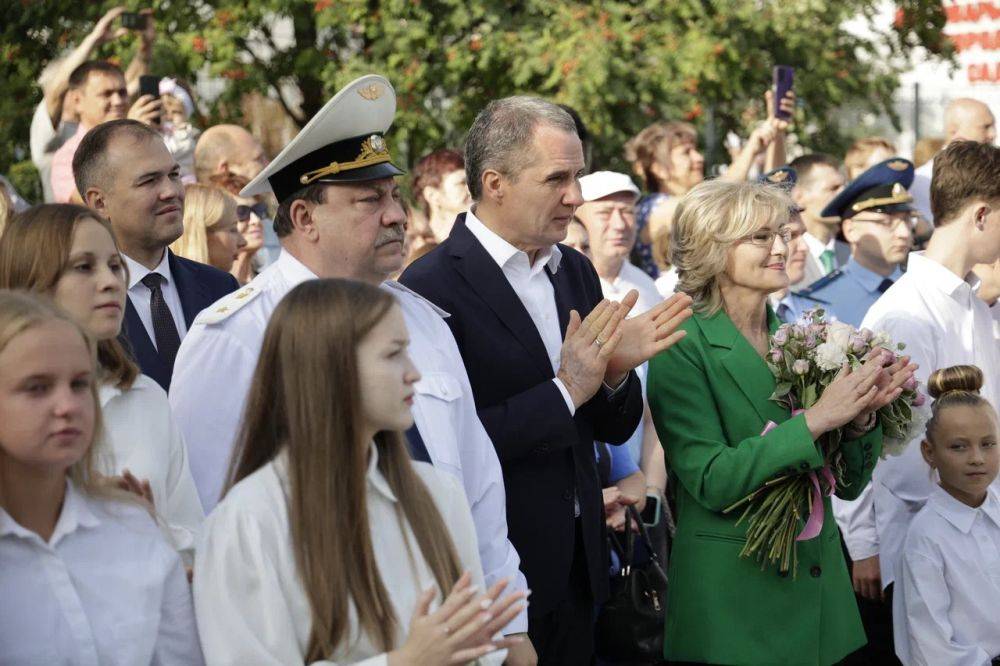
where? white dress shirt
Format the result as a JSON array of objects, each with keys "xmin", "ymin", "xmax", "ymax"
[
  {"xmin": 98, "ymin": 374, "xmax": 204, "ymax": 562},
  {"xmin": 894, "ymin": 486, "xmax": 1000, "ymax": 665},
  {"xmin": 194, "ymin": 447, "xmax": 504, "ymax": 666},
  {"xmin": 839, "ymin": 252, "xmax": 1000, "ymax": 585},
  {"xmin": 124, "ymin": 250, "xmax": 189, "ymax": 348},
  {"xmin": 598, "ymin": 260, "xmax": 663, "ymax": 464},
  {"xmin": 0, "ymin": 480, "xmax": 203, "ymax": 665},
  {"xmin": 598, "ymin": 260, "xmax": 663, "ymax": 317},
  {"xmin": 910, "ymin": 158, "xmax": 935, "ymax": 226},
  {"xmin": 170, "ymin": 249, "xmax": 528, "ymax": 631},
  {"xmin": 464, "ymin": 210, "xmax": 576, "ymax": 414}
]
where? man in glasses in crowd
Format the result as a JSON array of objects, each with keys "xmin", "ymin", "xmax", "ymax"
[{"xmin": 786, "ymin": 158, "xmax": 916, "ymax": 327}]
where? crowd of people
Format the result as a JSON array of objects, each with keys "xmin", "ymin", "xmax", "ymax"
[{"xmin": 1, "ymin": 7, "xmax": 1000, "ymax": 666}]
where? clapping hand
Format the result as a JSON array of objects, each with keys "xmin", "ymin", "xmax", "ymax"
[
  {"xmin": 851, "ymin": 351, "xmax": 918, "ymax": 427},
  {"xmin": 389, "ymin": 572, "xmax": 528, "ymax": 666},
  {"xmin": 604, "ymin": 291, "xmax": 693, "ymax": 382},
  {"xmin": 804, "ymin": 355, "xmax": 884, "ymax": 438},
  {"xmin": 557, "ymin": 299, "xmax": 627, "ymax": 409}
]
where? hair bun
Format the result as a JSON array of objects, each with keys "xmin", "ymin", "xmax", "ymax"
[{"xmin": 927, "ymin": 365, "xmax": 984, "ymax": 399}]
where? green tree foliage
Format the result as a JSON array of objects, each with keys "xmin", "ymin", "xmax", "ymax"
[{"xmin": 2, "ymin": 0, "xmax": 951, "ymax": 181}]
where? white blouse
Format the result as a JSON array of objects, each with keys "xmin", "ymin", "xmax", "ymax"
[
  {"xmin": 194, "ymin": 445, "xmax": 504, "ymax": 666},
  {"xmin": 97, "ymin": 374, "xmax": 204, "ymax": 562},
  {"xmin": 0, "ymin": 480, "xmax": 204, "ymax": 665},
  {"xmin": 895, "ymin": 486, "xmax": 1000, "ymax": 665}
]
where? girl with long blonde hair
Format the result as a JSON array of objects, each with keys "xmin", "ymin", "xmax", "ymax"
[
  {"xmin": 194, "ymin": 279, "xmax": 526, "ymax": 664},
  {"xmin": 0, "ymin": 204, "xmax": 204, "ymax": 560},
  {"xmin": 0, "ymin": 291, "xmax": 203, "ymax": 664}
]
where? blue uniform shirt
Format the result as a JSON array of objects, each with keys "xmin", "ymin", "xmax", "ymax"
[{"xmin": 787, "ymin": 258, "xmax": 904, "ymax": 327}]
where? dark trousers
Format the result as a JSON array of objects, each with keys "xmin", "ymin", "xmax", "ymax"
[
  {"xmin": 839, "ymin": 536, "xmax": 899, "ymax": 665},
  {"xmin": 529, "ymin": 520, "xmax": 595, "ymax": 666}
]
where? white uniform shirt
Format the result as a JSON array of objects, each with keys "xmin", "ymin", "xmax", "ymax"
[
  {"xmin": 839, "ymin": 252, "xmax": 1000, "ymax": 585},
  {"xmin": 194, "ymin": 447, "xmax": 504, "ymax": 666},
  {"xmin": 598, "ymin": 260, "xmax": 663, "ymax": 464},
  {"xmin": 910, "ymin": 158, "xmax": 935, "ymax": 226},
  {"xmin": 894, "ymin": 486, "xmax": 1000, "ymax": 665},
  {"xmin": 170, "ymin": 249, "xmax": 528, "ymax": 631},
  {"xmin": 464, "ymin": 210, "xmax": 577, "ymax": 414},
  {"xmin": 123, "ymin": 250, "xmax": 189, "ymax": 348},
  {"xmin": 0, "ymin": 480, "xmax": 203, "ymax": 665},
  {"xmin": 98, "ymin": 374, "xmax": 204, "ymax": 562}
]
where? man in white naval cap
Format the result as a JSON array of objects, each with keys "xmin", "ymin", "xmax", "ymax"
[{"xmin": 169, "ymin": 75, "xmax": 536, "ymax": 663}]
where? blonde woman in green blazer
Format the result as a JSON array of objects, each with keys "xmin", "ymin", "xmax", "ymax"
[{"xmin": 647, "ymin": 180, "xmax": 917, "ymax": 665}]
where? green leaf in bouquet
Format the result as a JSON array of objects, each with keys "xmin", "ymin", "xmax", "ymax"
[
  {"xmin": 770, "ymin": 382, "xmax": 793, "ymax": 401},
  {"xmin": 802, "ymin": 383, "xmax": 818, "ymax": 409}
]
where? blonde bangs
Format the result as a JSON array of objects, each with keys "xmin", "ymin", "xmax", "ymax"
[{"xmin": 671, "ymin": 179, "xmax": 792, "ymax": 315}]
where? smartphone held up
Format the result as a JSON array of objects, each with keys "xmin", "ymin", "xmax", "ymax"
[{"xmin": 772, "ymin": 65, "xmax": 794, "ymax": 120}]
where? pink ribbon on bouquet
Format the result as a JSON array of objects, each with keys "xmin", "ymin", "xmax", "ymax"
[{"xmin": 760, "ymin": 409, "xmax": 836, "ymax": 541}]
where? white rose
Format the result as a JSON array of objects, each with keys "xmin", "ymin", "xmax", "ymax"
[
  {"xmin": 872, "ymin": 331, "xmax": 892, "ymax": 348},
  {"xmin": 827, "ymin": 321, "xmax": 855, "ymax": 352},
  {"xmin": 814, "ymin": 341, "xmax": 848, "ymax": 371}
]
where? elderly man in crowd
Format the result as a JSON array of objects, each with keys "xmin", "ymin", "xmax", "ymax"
[
  {"xmin": 401, "ymin": 97, "xmax": 692, "ymax": 664},
  {"xmin": 170, "ymin": 76, "xmax": 536, "ymax": 665},
  {"xmin": 910, "ymin": 98, "xmax": 996, "ymax": 224},
  {"xmin": 73, "ymin": 119, "xmax": 238, "ymax": 390},
  {"xmin": 575, "ymin": 170, "xmax": 667, "ymax": 499}
]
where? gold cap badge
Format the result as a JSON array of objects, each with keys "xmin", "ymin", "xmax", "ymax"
[{"xmin": 358, "ymin": 84, "xmax": 383, "ymax": 101}]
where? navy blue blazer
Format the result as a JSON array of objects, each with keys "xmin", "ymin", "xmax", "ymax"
[
  {"xmin": 121, "ymin": 251, "xmax": 239, "ymax": 392},
  {"xmin": 400, "ymin": 214, "xmax": 643, "ymax": 613}
]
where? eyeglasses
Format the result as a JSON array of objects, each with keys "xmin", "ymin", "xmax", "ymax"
[
  {"xmin": 851, "ymin": 213, "xmax": 920, "ymax": 232},
  {"xmin": 236, "ymin": 202, "xmax": 269, "ymax": 222},
  {"xmin": 742, "ymin": 226, "xmax": 796, "ymax": 247}
]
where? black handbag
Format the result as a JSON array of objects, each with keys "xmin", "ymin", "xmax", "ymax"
[{"xmin": 594, "ymin": 504, "xmax": 669, "ymax": 663}]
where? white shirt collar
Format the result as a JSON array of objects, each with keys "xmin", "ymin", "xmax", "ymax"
[
  {"xmin": 464, "ymin": 208, "xmax": 562, "ymax": 276},
  {"xmin": 124, "ymin": 250, "xmax": 172, "ymax": 291},
  {"xmin": 275, "ymin": 248, "xmax": 320, "ymax": 287},
  {"xmin": 904, "ymin": 251, "xmax": 981, "ymax": 299},
  {"xmin": 803, "ymin": 232, "xmax": 836, "ymax": 256},
  {"xmin": 928, "ymin": 485, "xmax": 1000, "ymax": 534},
  {"xmin": 0, "ymin": 479, "xmax": 100, "ymax": 546}
]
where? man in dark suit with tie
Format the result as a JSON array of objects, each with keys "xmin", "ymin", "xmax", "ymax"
[
  {"xmin": 72, "ymin": 119, "xmax": 239, "ymax": 390},
  {"xmin": 401, "ymin": 97, "xmax": 692, "ymax": 664}
]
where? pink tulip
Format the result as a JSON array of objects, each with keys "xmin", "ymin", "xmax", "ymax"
[{"xmin": 912, "ymin": 391, "xmax": 926, "ymax": 407}]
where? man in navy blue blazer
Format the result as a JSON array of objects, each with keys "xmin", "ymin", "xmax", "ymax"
[
  {"xmin": 74, "ymin": 119, "xmax": 239, "ymax": 391},
  {"xmin": 401, "ymin": 97, "xmax": 692, "ymax": 665}
]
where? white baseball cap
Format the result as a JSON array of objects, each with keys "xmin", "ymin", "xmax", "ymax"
[{"xmin": 578, "ymin": 171, "xmax": 640, "ymax": 203}]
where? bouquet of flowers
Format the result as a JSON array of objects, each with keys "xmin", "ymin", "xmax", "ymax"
[{"xmin": 724, "ymin": 308, "xmax": 927, "ymax": 576}]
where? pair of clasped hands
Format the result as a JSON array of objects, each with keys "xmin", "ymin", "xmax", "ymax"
[{"xmin": 556, "ymin": 290, "xmax": 695, "ymax": 409}]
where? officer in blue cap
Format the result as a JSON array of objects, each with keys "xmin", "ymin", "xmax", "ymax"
[
  {"xmin": 755, "ymin": 167, "xmax": 826, "ymax": 323},
  {"xmin": 786, "ymin": 157, "xmax": 917, "ymax": 326}
]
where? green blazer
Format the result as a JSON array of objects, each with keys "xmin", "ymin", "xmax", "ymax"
[{"xmin": 647, "ymin": 307, "xmax": 882, "ymax": 665}]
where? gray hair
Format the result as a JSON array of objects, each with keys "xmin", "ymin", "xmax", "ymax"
[{"xmin": 464, "ymin": 96, "xmax": 578, "ymax": 200}]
